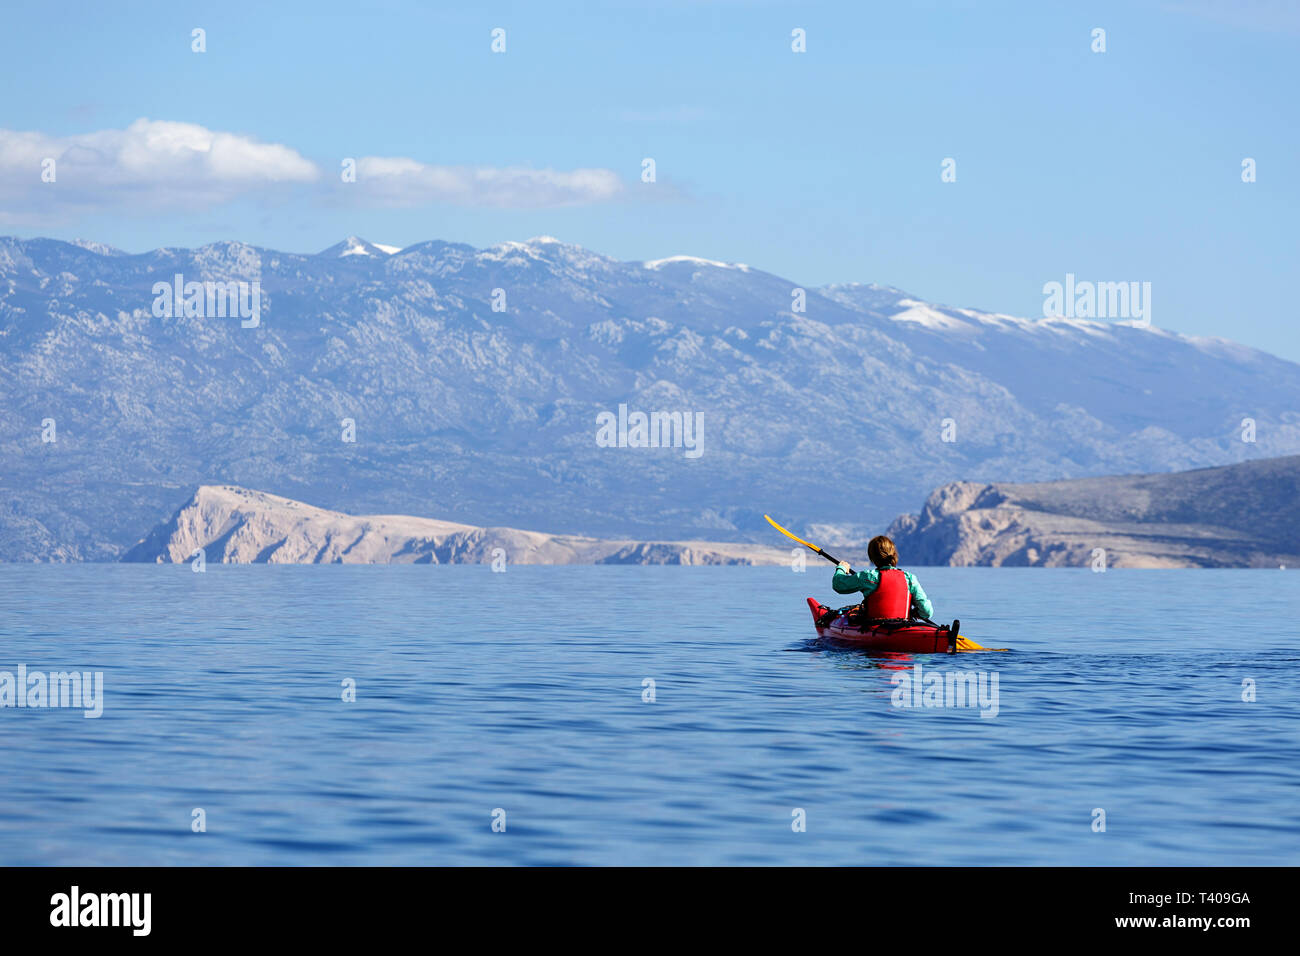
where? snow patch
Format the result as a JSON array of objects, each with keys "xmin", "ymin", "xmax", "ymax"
[
  {"xmin": 68, "ymin": 238, "xmax": 125, "ymax": 257},
  {"xmin": 333, "ymin": 236, "xmax": 397, "ymax": 257},
  {"xmin": 643, "ymin": 255, "xmax": 751, "ymax": 272},
  {"xmin": 888, "ymin": 300, "xmax": 973, "ymax": 332}
]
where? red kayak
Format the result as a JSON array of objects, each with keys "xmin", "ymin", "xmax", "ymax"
[{"xmin": 807, "ymin": 598, "xmax": 981, "ymax": 653}]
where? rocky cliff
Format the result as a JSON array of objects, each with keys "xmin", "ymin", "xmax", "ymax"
[
  {"xmin": 887, "ymin": 455, "xmax": 1300, "ymax": 568},
  {"xmin": 121, "ymin": 485, "xmax": 790, "ymax": 565}
]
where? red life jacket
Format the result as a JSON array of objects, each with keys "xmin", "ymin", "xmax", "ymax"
[{"xmin": 864, "ymin": 567, "xmax": 911, "ymax": 619}]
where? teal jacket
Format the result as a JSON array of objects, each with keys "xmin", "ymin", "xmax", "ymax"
[{"xmin": 832, "ymin": 566, "xmax": 933, "ymax": 618}]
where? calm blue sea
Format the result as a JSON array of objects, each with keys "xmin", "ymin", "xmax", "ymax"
[{"xmin": 1, "ymin": 565, "xmax": 1297, "ymax": 865}]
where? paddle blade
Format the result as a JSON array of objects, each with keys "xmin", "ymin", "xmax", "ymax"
[
  {"xmin": 954, "ymin": 635, "xmax": 1007, "ymax": 652},
  {"xmin": 764, "ymin": 514, "xmax": 818, "ymax": 552}
]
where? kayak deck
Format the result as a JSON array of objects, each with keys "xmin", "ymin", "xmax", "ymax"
[{"xmin": 806, "ymin": 598, "xmax": 986, "ymax": 653}]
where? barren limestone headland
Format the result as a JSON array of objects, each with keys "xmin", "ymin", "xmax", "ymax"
[
  {"xmin": 121, "ymin": 485, "xmax": 791, "ymax": 566},
  {"xmin": 887, "ymin": 455, "xmax": 1300, "ymax": 568}
]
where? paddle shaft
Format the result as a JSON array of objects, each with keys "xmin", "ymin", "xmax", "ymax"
[{"xmin": 809, "ymin": 545, "xmax": 842, "ymax": 567}]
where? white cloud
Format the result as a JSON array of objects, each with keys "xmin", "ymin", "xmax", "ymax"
[
  {"xmin": 350, "ymin": 156, "xmax": 624, "ymax": 208},
  {"xmin": 0, "ymin": 119, "xmax": 626, "ymax": 221},
  {"xmin": 0, "ymin": 119, "xmax": 320, "ymax": 215}
]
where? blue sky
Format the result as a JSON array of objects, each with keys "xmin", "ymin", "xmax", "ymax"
[{"xmin": 2, "ymin": 0, "xmax": 1298, "ymax": 358}]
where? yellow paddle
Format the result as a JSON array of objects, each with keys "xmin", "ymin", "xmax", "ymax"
[
  {"xmin": 764, "ymin": 514, "xmax": 990, "ymax": 651},
  {"xmin": 764, "ymin": 514, "xmax": 844, "ymax": 565}
]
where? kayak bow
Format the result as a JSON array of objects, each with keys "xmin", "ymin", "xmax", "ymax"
[{"xmin": 807, "ymin": 599, "xmax": 988, "ymax": 653}]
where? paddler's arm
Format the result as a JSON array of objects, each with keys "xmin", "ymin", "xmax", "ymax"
[
  {"xmin": 832, "ymin": 563, "xmax": 880, "ymax": 596},
  {"xmin": 903, "ymin": 570, "xmax": 934, "ymax": 618}
]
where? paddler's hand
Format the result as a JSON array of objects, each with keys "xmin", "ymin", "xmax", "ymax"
[{"xmin": 836, "ymin": 561, "xmax": 852, "ymax": 574}]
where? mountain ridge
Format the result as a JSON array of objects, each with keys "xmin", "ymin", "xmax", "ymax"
[{"xmin": 2, "ymin": 233, "xmax": 1298, "ymax": 561}]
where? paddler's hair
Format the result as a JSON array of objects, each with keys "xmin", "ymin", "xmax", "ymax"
[{"xmin": 867, "ymin": 535, "xmax": 898, "ymax": 568}]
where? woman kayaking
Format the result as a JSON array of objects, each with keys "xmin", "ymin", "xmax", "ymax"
[
  {"xmin": 764, "ymin": 515, "xmax": 982, "ymax": 651},
  {"xmin": 832, "ymin": 534, "xmax": 933, "ymax": 620}
]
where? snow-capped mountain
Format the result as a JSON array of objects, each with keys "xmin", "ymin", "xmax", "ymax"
[
  {"xmin": 317, "ymin": 236, "xmax": 402, "ymax": 258},
  {"xmin": 1, "ymin": 234, "xmax": 1297, "ymax": 561}
]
